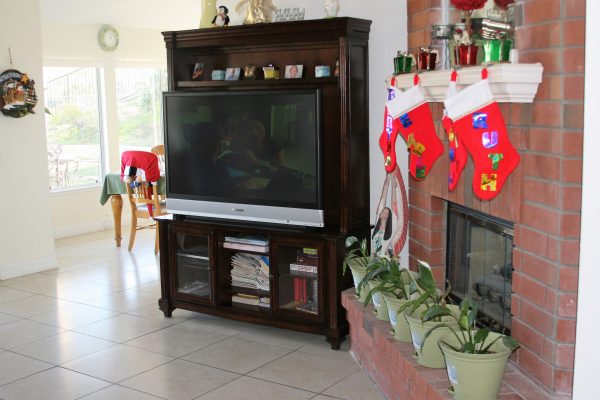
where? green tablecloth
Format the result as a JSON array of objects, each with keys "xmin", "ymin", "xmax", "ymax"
[{"xmin": 99, "ymin": 173, "xmax": 166, "ymax": 205}]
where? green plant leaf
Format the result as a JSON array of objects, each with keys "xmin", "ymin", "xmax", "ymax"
[
  {"xmin": 417, "ymin": 261, "xmax": 436, "ymax": 291},
  {"xmin": 422, "ymin": 305, "xmax": 453, "ymax": 322},
  {"xmin": 421, "ymin": 322, "xmax": 456, "ymax": 354},
  {"xmin": 459, "ymin": 314, "xmax": 470, "ymax": 331},
  {"xmin": 463, "ymin": 342, "xmax": 476, "ymax": 354},
  {"xmin": 474, "ymin": 328, "xmax": 489, "ymax": 345},
  {"xmin": 345, "ymin": 236, "xmax": 359, "ymax": 248},
  {"xmin": 502, "ymin": 336, "xmax": 520, "ymax": 351}
]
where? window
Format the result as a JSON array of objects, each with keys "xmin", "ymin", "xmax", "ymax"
[
  {"xmin": 44, "ymin": 67, "xmax": 104, "ymax": 190},
  {"xmin": 116, "ymin": 68, "xmax": 167, "ymax": 154}
]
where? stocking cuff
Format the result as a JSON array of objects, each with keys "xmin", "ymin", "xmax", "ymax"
[
  {"xmin": 444, "ymin": 78, "xmax": 494, "ymax": 120},
  {"xmin": 386, "ymin": 85, "xmax": 426, "ymax": 119}
]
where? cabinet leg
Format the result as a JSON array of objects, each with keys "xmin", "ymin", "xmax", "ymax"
[
  {"xmin": 326, "ymin": 336, "xmax": 344, "ymax": 350},
  {"xmin": 158, "ymin": 298, "xmax": 173, "ymax": 318}
]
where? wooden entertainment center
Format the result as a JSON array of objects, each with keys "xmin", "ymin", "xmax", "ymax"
[{"xmin": 158, "ymin": 18, "xmax": 371, "ymax": 349}]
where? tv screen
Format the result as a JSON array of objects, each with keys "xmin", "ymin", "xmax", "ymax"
[{"xmin": 163, "ymin": 89, "xmax": 323, "ymax": 226}]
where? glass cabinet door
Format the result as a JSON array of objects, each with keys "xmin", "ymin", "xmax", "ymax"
[
  {"xmin": 173, "ymin": 232, "xmax": 212, "ymax": 302},
  {"xmin": 276, "ymin": 243, "xmax": 321, "ymax": 319}
]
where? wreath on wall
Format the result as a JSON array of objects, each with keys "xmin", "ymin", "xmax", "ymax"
[{"xmin": 0, "ymin": 69, "xmax": 38, "ymax": 118}]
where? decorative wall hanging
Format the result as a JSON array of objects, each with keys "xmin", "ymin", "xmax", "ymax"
[
  {"xmin": 0, "ymin": 69, "xmax": 38, "ymax": 118},
  {"xmin": 444, "ymin": 68, "xmax": 520, "ymax": 200}
]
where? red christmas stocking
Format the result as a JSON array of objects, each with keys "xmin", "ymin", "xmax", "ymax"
[
  {"xmin": 386, "ymin": 75, "xmax": 443, "ymax": 180},
  {"xmin": 379, "ymin": 80, "xmax": 402, "ymax": 172},
  {"xmin": 443, "ymin": 70, "xmax": 468, "ymax": 191},
  {"xmin": 444, "ymin": 69, "xmax": 520, "ymax": 200}
]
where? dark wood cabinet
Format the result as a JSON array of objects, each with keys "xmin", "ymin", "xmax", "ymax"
[{"xmin": 158, "ymin": 18, "xmax": 371, "ymax": 349}]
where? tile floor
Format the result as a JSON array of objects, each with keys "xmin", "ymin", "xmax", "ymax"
[{"xmin": 0, "ymin": 229, "xmax": 385, "ymax": 400}]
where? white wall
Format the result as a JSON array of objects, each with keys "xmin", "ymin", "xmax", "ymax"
[
  {"xmin": 572, "ymin": 1, "xmax": 600, "ymax": 397},
  {"xmin": 0, "ymin": 0, "xmax": 57, "ymax": 278},
  {"xmin": 45, "ymin": 1, "xmax": 409, "ymax": 259}
]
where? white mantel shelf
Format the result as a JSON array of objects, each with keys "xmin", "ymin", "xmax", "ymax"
[{"xmin": 392, "ymin": 63, "xmax": 544, "ymax": 103}]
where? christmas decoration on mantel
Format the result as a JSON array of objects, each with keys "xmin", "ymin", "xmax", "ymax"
[
  {"xmin": 0, "ymin": 48, "xmax": 38, "ymax": 118},
  {"xmin": 443, "ymin": 68, "xmax": 520, "ymax": 200},
  {"xmin": 384, "ymin": 74, "xmax": 444, "ymax": 180}
]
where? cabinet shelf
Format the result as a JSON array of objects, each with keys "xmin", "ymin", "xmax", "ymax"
[{"xmin": 177, "ymin": 77, "xmax": 338, "ymax": 89}]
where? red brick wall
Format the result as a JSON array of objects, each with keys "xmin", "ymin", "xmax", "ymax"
[{"xmin": 406, "ymin": 0, "xmax": 585, "ymax": 395}]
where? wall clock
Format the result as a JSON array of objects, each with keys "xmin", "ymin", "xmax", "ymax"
[{"xmin": 98, "ymin": 25, "xmax": 119, "ymax": 52}]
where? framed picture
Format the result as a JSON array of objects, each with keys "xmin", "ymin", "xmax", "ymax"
[
  {"xmin": 225, "ymin": 67, "xmax": 241, "ymax": 81},
  {"xmin": 284, "ymin": 64, "xmax": 303, "ymax": 79},
  {"xmin": 191, "ymin": 62, "xmax": 205, "ymax": 80}
]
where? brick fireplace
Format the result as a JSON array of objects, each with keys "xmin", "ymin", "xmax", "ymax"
[{"xmin": 405, "ymin": 0, "xmax": 584, "ymax": 395}]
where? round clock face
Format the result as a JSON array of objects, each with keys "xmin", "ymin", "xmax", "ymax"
[{"xmin": 99, "ymin": 25, "xmax": 119, "ymax": 51}]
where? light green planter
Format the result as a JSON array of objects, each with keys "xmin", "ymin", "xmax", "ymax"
[
  {"xmin": 347, "ymin": 258, "xmax": 368, "ymax": 303},
  {"xmin": 405, "ymin": 305, "xmax": 459, "ymax": 368},
  {"xmin": 368, "ymin": 280, "xmax": 390, "ymax": 321},
  {"xmin": 439, "ymin": 331, "xmax": 512, "ymax": 400},
  {"xmin": 382, "ymin": 294, "xmax": 411, "ymax": 342}
]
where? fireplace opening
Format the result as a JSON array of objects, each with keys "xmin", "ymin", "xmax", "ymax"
[{"xmin": 446, "ymin": 203, "xmax": 514, "ymax": 331}]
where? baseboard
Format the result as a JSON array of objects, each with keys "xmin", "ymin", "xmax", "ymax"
[
  {"xmin": 0, "ymin": 254, "xmax": 59, "ymax": 280},
  {"xmin": 53, "ymin": 218, "xmax": 131, "ymax": 239}
]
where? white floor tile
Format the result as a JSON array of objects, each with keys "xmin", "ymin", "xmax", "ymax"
[
  {"xmin": 80, "ymin": 289, "xmax": 158, "ymax": 312},
  {"xmin": 120, "ymin": 359, "xmax": 239, "ymax": 400},
  {"xmin": 183, "ymin": 337, "xmax": 291, "ymax": 374},
  {"xmin": 0, "ymin": 295, "xmax": 74, "ymax": 318},
  {"xmin": 0, "ymin": 351, "xmax": 53, "ymax": 385},
  {"xmin": 248, "ymin": 351, "xmax": 360, "ymax": 393},
  {"xmin": 0, "ymin": 319, "xmax": 64, "ymax": 350},
  {"xmin": 62, "ymin": 344, "xmax": 173, "ymax": 383},
  {"xmin": 0, "ymin": 367, "xmax": 111, "ymax": 400},
  {"xmin": 0, "ymin": 287, "xmax": 33, "ymax": 305},
  {"xmin": 29, "ymin": 302, "xmax": 119, "ymax": 330},
  {"xmin": 196, "ymin": 376, "xmax": 315, "ymax": 400},
  {"xmin": 73, "ymin": 313, "xmax": 171, "ymax": 343},
  {"xmin": 11, "ymin": 331, "xmax": 116, "ymax": 365},
  {"xmin": 79, "ymin": 385, "xmax": 164, "ymax": 400},
  {"xmin": 125, "ymin": 323, "xmax": 229, "ymax": 357},
  {"xmin": 322, "ymin": 370, "xmax": 387, "ymax": 400}
]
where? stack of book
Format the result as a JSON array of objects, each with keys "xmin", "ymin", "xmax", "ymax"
[
  {"xmin": 223, "ymin": 235, "xmax": 269, "ymax": 253},
  {"xmin": 231, "ymin": 293, "xmax": 270, "ymax": 308},
  {"xmin": 290, "ymin": 248, "xmax": 318, "ymax": 314},
  {"xmin": 230, "ymin": 253, "xmax": 270, "ymax": 292}
]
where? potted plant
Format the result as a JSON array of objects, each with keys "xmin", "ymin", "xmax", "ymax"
[
  {"xmin": 421, "ymin": 296, "xmax": 519, "ymax": 399},
  {"xmin": 343, "ymin": 236, "xmax": 409, "ymax": 323},
  {"xmin": 397, "ymin": 261, "xmax": 459, "ymax": 368},
  {"xmin": 343, "ymin": 236, "xmax": 371, "ymax": 303}
]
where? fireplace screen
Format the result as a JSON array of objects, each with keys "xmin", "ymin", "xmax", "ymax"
[{"xmin": 446, "ymin": 204, "xmax": 513, "ymax": 331}]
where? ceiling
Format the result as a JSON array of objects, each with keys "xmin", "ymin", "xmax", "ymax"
[{"xmin": 40, "ymin": 0, "xmax": 202, "ymax": 30}]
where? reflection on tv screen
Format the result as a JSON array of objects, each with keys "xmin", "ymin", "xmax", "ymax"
[{"xmin": 165, "ymin": 90, "xmax": 320, "ymax": 209}]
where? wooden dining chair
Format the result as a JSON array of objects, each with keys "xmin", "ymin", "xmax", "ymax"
[
  {"xmin": 125, "ymin": 181, "xmax": 166, "ymax": 254},
  {"xmin": 151, "ymin": 144, "xmax": 165, "ymax": 175},
  {"xmin": 121, "ymin": 150, "xmax": 165, "ymax": 254}
]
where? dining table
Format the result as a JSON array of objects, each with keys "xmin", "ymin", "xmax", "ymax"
[{"xmin": 100, "ymin": 173, "xmax": 166, "ymax": 247}]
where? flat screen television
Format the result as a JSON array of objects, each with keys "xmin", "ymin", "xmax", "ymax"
[{"xmin": 163, "ymin": 89, "xmax": 323, "ymax": 227}]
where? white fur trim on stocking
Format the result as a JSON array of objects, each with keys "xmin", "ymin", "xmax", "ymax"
[
  {"xmin": 386, "ymin": 85, "xmax": 426, "ymax": 119},
  {"xmin": 444, "ymin": 78, "xmax": 494, "ymax": 121}
]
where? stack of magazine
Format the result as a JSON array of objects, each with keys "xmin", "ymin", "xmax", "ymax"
[
  {"xmin": 223, "ymin": 235, "xmax": 269, "ymax": 253},
  {"xmin": 230, "ymin": 253, "xmax": 270, "ymax": 292}
]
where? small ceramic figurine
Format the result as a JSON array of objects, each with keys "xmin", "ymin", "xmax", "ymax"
[
  {"xmin": 212, "ymin": 6, "xmax": 230, "ymax": 27},
  {"xmin": 235, "ymin": 0, "xmax": 276, "ymax": 24}
]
